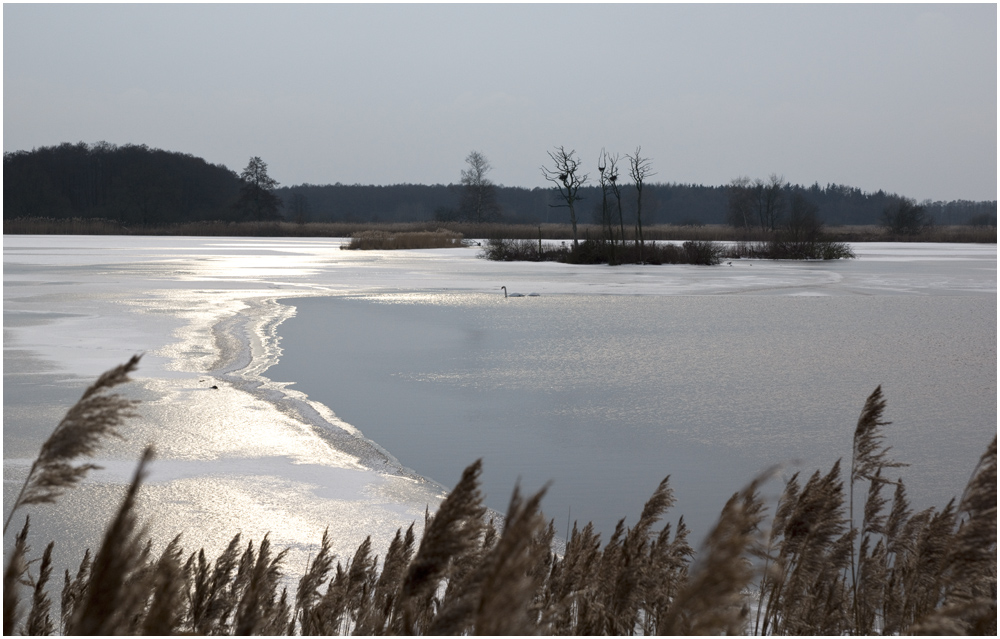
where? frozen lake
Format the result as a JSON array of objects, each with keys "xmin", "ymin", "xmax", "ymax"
[{"xmin": 4, "ymin": 236, "xmax": 996, "ymax": 570}]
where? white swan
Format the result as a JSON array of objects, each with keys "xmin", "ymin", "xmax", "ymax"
[{"xmin": 501, "ymin": 286, "xmax": 525, "ymax": 298}]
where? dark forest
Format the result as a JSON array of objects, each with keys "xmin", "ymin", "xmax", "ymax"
[{"xmin": 4, "ymin": 142, "xmax": 996, "ymax": 229}]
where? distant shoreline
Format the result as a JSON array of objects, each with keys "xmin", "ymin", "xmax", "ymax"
[{"xmin": 3, "ymin": 219, "xmax": 996, "ymax": 244}]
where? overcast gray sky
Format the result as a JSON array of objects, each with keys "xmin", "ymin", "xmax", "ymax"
[{"xmin": 4, "ymin": 3, "xmax": 996, "ymax": 201}]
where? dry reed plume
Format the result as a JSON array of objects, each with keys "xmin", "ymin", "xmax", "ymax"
[
  {"xmin": 3, "ymin": 361, "xmax": 995, "ymax": 635},
  {"xmin": 4, "ymin": 354, "xmax": 141, "ymax": 534}
]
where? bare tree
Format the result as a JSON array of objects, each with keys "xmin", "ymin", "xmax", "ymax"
[
  {"xmin": 727, "ymin": 176, "xmax": 755, "ymax": 231},
  {"xmin": 728, "ymin": 174, "xmax": 786, "ymax": 232},
  {"xmin": 882, "ymin": 196, "xmax": 931, "ymax": 235},
  {"xmin": 628, "ymin": 147, "xmax": 655, "ymax": 260},
  {"xmin": 597, "ymin": 150, "xmax": 615, "ymax": 256},
  {"xmin": 541, "ymin": 146, "xmax": 588, "ymax": 246},
  {"xmin": 236, "ymin": 156, "xmax": 281, "ymax": 221},
  {"xmin": 760, "ymin": 174, "xmax": 787, "ymax": 232},
  {"xmin": 784, "ymin": 192, "xmax": 823, "ymax": 242},
  {"xmin": 459, "ymin": 151, "xmax": 500, "ymax": 223},
  {"xmin": 605, "ymin": 152, "xmax": 625, "ymax": 252}
]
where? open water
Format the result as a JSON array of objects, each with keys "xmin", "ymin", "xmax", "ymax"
[{"xmin": 268, "ymin": 292, "xmax": 997, "ymax": 541}]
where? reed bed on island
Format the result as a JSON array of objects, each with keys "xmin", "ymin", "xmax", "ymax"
[
  {"xmin": 342, "ymin": 229, "xmax": 466, "ymax": 250},
  {"xmin": 3, "ymin": 360, "xmax": 996, "ymax": 635}
]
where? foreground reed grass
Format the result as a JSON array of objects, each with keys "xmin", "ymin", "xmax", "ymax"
[{"xmin": 4, "ymin": 362, "xmax": 996, "ymax": 635}]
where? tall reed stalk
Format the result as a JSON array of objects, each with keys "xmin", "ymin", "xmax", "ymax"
[{"xmin": 4, "ymin": 355, "xmax": 141, "ymax": 534}]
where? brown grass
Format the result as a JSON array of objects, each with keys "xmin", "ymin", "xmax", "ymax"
[
  {"xmin": 3, "ymin": 360, "xmax": 996, "ymax": 635},
  {"xmin": 5, "ymin": 217, "xmax": 996, "ymax": 243},
  {"xmin": 341, "ymin": 229, "xmax": 466, "ymax": 250}
]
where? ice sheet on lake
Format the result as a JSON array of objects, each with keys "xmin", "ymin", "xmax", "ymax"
[{"xmin": 4, "ymin": 235, "xmax": 996, "ymax": 570}]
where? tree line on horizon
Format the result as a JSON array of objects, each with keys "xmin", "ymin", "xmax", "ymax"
[{"xmin": 4, "ymin": 141, "xmax": 996, "ymax": 230}]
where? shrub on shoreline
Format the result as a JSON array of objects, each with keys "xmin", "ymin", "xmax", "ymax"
[
  {"xmin": 480, "ymin": 237, "xmax": 858, "ymax": 265},
  {"xmin": 4, "ymin": 360, "xmax": 996, "ymax": 635},
  {"xmin": 721, "ymin": 239, "xmax": 856, "ymax": 260},
  {"xmin": 480, "ymin": 237, "xmax": 724, "ymax": 265}
]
